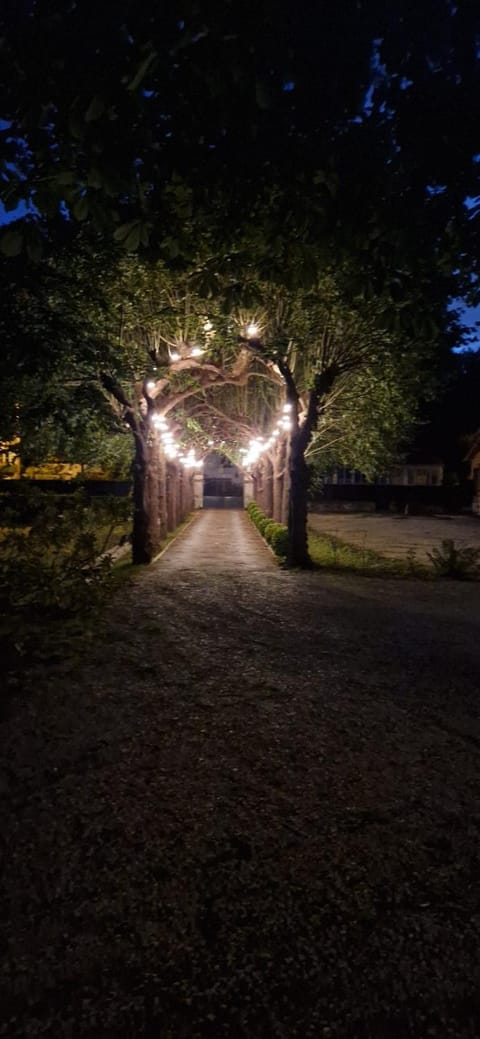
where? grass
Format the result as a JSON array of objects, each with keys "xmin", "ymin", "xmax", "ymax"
[{"xmin": 308, "ymin": 530, "xmax": 430, "ymax": 578}]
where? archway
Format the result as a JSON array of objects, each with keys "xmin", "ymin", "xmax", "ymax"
[{"xmin": 202, "ymin": 451, "xmax": 244, "ymax": 509}]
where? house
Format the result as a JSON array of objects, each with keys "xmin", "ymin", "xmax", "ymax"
[{"xmin": 329, "ymin": 455, "xmax": 444, "ymax": 488}]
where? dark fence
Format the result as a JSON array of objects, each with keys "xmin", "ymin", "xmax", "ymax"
[
  {"xmin": 314, "ymin": 482, "xmax": 473, "ymax": 514},
  {"xmin": 203, "ymin": 495, "xmax": 244, "ymax": 509}
]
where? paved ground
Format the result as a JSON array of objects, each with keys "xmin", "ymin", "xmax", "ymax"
[
  {"xmin": 309, "ymin": 511, "xmax": 480, "ymax": 562},
  {"xmin": 159, "ymin": 509, "xmax": 275, "ymax": 571},
  {"xmin": 2, "ymin": 515, "xmax": 480, "ymax": 1037}
]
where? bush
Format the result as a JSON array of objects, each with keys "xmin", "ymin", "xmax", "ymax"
[
  {"xmin": 0, "ymin": 489, "xmax": 130, "ymax": 694},
  {"xmin": 246, "ymin": 501, "xmax": 260, "ymax": 517},
  {"xmin": 257, "ymin": 516, "xmax": 271, "ymax": 536},
  {"xmin": 246, "ymin": 502, "xmax": 289, "ymax": 557},
  {"xmin": 270, "ymin": 524, "xmax": 289, "ymax": 558},
  {"xmin": 263, "ymin": 521, "xmax": 278, "ymax": 544},
  {"xmin": 427, "ymin": 539, "xmax": 480, "ymax": 580}
]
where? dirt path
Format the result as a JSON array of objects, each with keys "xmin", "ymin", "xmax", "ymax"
[
  {"xmin": 2, "ymin": 547, "xmax": 480, "ymax": 1037},
  {"xmin": 159, "ymin": 509, "xmax": 275, "ymax": 571}
]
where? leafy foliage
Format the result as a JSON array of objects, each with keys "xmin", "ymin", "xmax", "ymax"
[
  {"xmin": 0, "ymin": 490, "xmax": 131, "ymax": 693},
  {"xmin": 427, "ymin": 539, "xmax": 480, "ymax": 580},
  {"xmin": 246, "ymin": 501, "xmax": 288, "ymax": 558}
]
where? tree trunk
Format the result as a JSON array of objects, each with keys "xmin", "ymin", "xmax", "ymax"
[
  {"xmin": 167, "ymin": 463, "xmax": 177, "ymax": 531},
  {"xmin": 158, "ymin": 446, "xmax": 168, "ymax": 540},
  {"xmin": 131, "ymin": 430, "xmax": 163, "ymax": 564},
  {"xmin": 263, "ymin": 456, "xmax": 274, "ymax": 517},
  {"xmin": 286, "ymin": 433, "xmax": 312, "ymax": 568},
  {"xmin": 281, "ymin": 437, "xmax": 290, "ymax": 526},
  {"xmin": 131, "ymin": 434, "xmax": 151, "ymax": 564},
  {"xmin": 145, "ymin": 433, "xmax": 162, "ymax": 558}
]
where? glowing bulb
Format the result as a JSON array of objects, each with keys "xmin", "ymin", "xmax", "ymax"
[{"xmin": 246, "ymin": 322, "xmax": 259, "ymax": 338}]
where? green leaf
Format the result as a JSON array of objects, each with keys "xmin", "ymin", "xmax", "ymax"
[
  {"xmin": 85, "ymin": 95, "xmax": 105, "ymax": 122},
  {"xmin": 112, "ymin": 220, "xmax": 140, "ymax": 243},
  {"xmin": 55, "ymin": 170, "xmax": 76, "ymax": 186},
  {"xmin": 87, "ymin": 167, "xmax": 103, "ymax": 189},
  {"xmin": 123, "ymin": 225, "xmax": 142, "ymax": 251},
  {"xmin": 25, "ymin": 231, "xmax": 43, "ymax": 263},
  {"xmin": 127, "ymin": 48, "xmax": 157, "ymax": 93},
  {"xmin": 73, "ymin": 196, "xmax": 89, "ymax": 221},
  {"xmin": 0, "ymin": 229, "xmax": 24, "ymax": 257}
]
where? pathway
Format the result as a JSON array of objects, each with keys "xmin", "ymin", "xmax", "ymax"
[
  {"xmin": 159, "ymin": 507, "xmax": 275, "ymax": 571},
  {"xmin": 3, "ymin": 532, "xmax": 480, "ymax": 1036}
]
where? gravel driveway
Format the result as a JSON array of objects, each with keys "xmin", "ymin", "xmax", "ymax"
[
  {"xmin": 2, "ymin": 519, "xmax": 480, "ymax": 1037},
  {"xmin": 308, "ymin": 511, "xmax": 480, "ymax": 562}
]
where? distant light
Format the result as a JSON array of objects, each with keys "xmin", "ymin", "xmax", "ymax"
[
  {"xmin": 283, "ymin": 402, "xmax": 292, "ymax": 412},
  {"xmin": 146, "ymin": 380, "xmax": 155, "ymax": 392},
  {"xmin": 170, "ymin": 351, "xmax": 180, "ymax": 361},
  {"xmin": 246, "ymin": 323, "xmax": 259, "ymax": 338},
  {"xmin": 191, "ymin": 346, "xmax": 204, "ymax": 357},
  {"xmin": 283, "ymin": 81, "xmax": 295, "ymax": 93},
  {"xmin": 203, "ymin": 319, "xmax": 213, "ymax": 332},
  {"xmin": 208, "ymin": 439, "xmax": 214, "ymax": 446}
]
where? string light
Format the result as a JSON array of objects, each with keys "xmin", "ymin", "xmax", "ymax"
[
  {"xmin": 246, "ymin": 322, "xmax": 259, "ymax": 338},
  {"xmin": 239, "ymin": 398, "xmax": 298, "ymax": 467}
]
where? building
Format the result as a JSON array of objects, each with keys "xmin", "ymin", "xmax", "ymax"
[{"xmin": 329, "ymin": 456, "xmax": 444, "ymax": 488}]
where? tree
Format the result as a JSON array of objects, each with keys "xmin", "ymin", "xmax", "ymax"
[{"xmin": 237, "ymin": 278, "xmax": 434, "ymax": 566}]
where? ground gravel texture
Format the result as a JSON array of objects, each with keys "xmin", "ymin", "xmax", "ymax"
[{"xmin": 2, "ymin": 561, "xmax": 480, "ymax": 1038}]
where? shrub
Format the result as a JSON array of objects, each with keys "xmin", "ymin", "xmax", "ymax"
[
  {"xmin": 427, "ymin": 539, "xmax": 480, "ymax": 580},
  {"xmin": 270, "ymin": 524, "xmax": 289, "ymax": 558},
  {"xmin": 0, "ymin": 489, "xmax": 129, "ymax": 694},
  {"xmin": 263, "ymin": 521, "xmax": 278, "ymax": 544},
  {"xmin": 248, "ymin": 505, "xmax": 263, "ymax": 521},
  {"xmin": 257, "ymin": 516, "xmax": 271, "ymax": 536}
]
